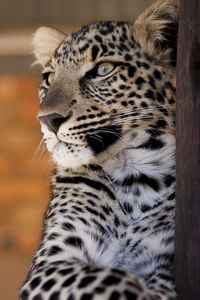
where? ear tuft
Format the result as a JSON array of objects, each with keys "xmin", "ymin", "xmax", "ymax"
[
  {"xmin": 133, "ymin": 0, "xmax": 179, "ymax": 67},
  {"xmin": 32, "ymin": 26, "xmax": 66, "ymax": 66}
]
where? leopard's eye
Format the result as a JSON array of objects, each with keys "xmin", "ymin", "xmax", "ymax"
[
  {"xmin": 42, "ymin": 72, "xmax": 55, "ymax": 86},
  {"xmin": 97, "ymin": 62, "xmax": 114, "ymax": 76}
]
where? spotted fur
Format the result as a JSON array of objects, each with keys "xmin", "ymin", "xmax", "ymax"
[{"xmin": 20, "ymin": 0, "xmax": 178, "ymax": 299}]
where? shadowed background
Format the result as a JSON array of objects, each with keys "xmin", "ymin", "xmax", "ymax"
[{"xmin": 0, "ymin": 1, "xmax": 153, "ymax": 299}]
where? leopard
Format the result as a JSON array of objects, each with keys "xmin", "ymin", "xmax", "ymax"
[{"xmin": 19, "ymin": 0, "xmax": 178, "ymax": 299}]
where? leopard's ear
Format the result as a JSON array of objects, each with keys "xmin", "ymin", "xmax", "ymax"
[
  {"xmin": 133, "ymin": 0, "xmax": 179, "ymax": 67},
  {"xmin": 33, "ymin": 26, "xmax": 66, "ymax": 66}
]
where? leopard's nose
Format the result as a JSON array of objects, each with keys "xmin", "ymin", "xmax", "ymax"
[{"xmin": 38, "ymin": 111, "xmax": 73, "ymax": 133}]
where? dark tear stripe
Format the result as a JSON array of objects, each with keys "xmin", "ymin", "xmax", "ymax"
[
  {"xmin": 86, "ymin": 124, "xmax": 122, "ymax": 155},
  {"xmin": 56, "ymin": 176, "xmax": 115, "ymax": 200}
]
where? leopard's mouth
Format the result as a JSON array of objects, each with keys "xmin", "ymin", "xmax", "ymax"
[{"xmin": 44, "ymin": 123, "xmax": 122, "ymax": 169}]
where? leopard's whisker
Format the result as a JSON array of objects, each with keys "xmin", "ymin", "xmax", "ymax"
[{"xmin": 31, "ymin": 138, "xmax": 47, "ymax": 164}]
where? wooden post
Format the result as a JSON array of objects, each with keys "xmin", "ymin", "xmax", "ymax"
[{"xmin": 175, "ymin": 0, "xmax": 200, "ymax": 299}]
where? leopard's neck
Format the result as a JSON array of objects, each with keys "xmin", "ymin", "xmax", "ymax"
[{"xmin": 102, "ymin": 129, "xmax": 176, "ymax": 220}]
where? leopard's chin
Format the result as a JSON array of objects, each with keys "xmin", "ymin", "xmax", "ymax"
[{"xmin": 52, "ymin": 141, "xmax": 94, "ymax": 169}]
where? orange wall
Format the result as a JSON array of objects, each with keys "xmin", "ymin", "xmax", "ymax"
[{"xmin": 0, "ymin": 75, "xmax": 52, "ymax": 299}]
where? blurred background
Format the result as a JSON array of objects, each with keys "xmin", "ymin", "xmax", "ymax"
[{"xmin": 0, "ymin": 1, "xmax": 153, "ymax": 299}]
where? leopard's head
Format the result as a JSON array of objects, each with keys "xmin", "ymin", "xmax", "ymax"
[{"xmin": 33, "ymin": 0, "xmax": 178, "ymax": 169}]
